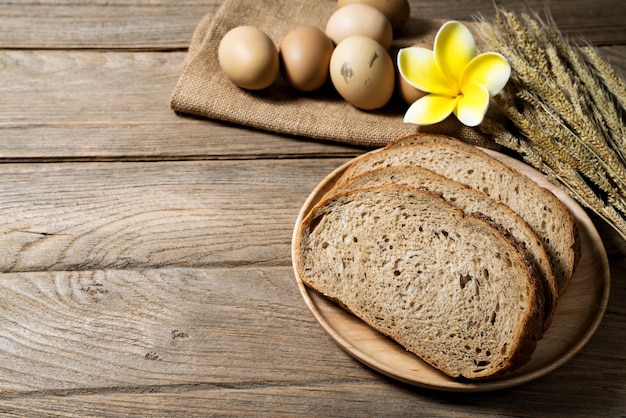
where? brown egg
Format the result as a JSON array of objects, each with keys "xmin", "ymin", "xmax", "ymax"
[
  {"xmin": 397, "ymin": 74, "xmax": 428, "ymax": 104},
  {"xmin": 280, "ymin": 26, "xmax": 334, "ymax": 92},
  {"xmin": 329, "ymin": 36, "xmax": 395, "ymax": 110},
  {"xmin": 396, "ymin": 43, "xmax": 431, "ymax": 104},
  {"xmin": 325, "ymin": 4, "xmax": 393, "ymax": 50},
  {"xmin": 218, "ymin": 26, "xmax": 279, "ymax": 90},
  {"xmin": 338, "ymin": 0, "xmax": 411, "ymax": 30}
]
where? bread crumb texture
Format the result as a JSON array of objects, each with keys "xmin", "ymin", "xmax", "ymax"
[
  {"xmin": 296, "ymin": 186, "xmax": 544, "ymax": 379},
  {"xmin": 339, "ymin": 135, "xmax": 579, "ymax": 296}
]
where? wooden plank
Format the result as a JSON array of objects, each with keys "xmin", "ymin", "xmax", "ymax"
[
  {"xmin": 0, "ymin": 266, "xmax": 372, "ymax": 393},
  {"xmin": 0, "ymin": 1, "xmax": 219, "ymax": 50},
  {"xmin": 0, "ymin": 264, "xmax": 623, "ymax": 415},
  {"xmin": 0, "ymin": 0, "xmax": 624, "ymax": 49},
  {"xmin": 0, "ymin": 159, "xmax": 349, "ymax": 272},
  {"xmin": 410, "ymin": 0, "xmax": 626, "ymax": 46},
  {"xmin": 0, "ymin": 50, "xmax": 366, "ymax": 161},
  {"xmin": 1, "ymin": 156, "xmax": 625, "ymax": 276},
  {"xmin": 1, "ymin": 46, "xmax": 624, "ymax": 161},
  {"xmin": 1, "ymin": 379, "xmax": 623, "ymax": 417}
]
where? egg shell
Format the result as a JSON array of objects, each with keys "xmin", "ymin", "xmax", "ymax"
[
  {"xmin": 280, "ymin": 26, "xmax": 334, "ymax": 92},
  {"xmin": 218, "ymin": 26, "xmax": 279, "ymax": 90},
  {"xmin": 337, "ymin": 0, "xmax": 410, "ymax": 29},
  {"xmin": 325, "ymin": 4, "xmax": 393, "ymax": 50},
  {"xmin": 397, "ymin": 72, "xmax": 428, "ymax": 104},
  {"xmin": 329, "ymin": 36, "xmax": 395, "ymax": 110},
  {"xmin": 396, "ymin": 43, "xmax": 431, "ymax": 104}
]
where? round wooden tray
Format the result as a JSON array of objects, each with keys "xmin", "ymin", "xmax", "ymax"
[{"xmin": 291, "ymin": 148, "xmax": 610, "ymax": 392}]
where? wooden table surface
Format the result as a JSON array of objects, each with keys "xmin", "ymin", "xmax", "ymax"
[{"xmin": 1, "ymin": 0, "xmax": 624, "ymax": 416}]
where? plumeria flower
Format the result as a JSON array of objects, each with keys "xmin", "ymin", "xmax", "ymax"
[{"xmin": 397, "ymin": 21, "xmax": 511, "ymax": 127}]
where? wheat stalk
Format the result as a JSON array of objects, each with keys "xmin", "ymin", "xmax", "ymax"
[{"xmin": 476, "ymin": 8, "xmax": 626, "ymax": 240}]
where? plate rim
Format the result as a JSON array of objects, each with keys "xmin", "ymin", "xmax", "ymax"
[{"xmin": 291, "ymin": 148, "xmax": 611, "ymax": 392}]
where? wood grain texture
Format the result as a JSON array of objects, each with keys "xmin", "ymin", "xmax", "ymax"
[
  {"xmin": 1, "ymin": 0, "xmax": 625, "ymax": 415},
  {"xmin": 0, "ymin": 267, "xmax": 367, "ymax": 392},
  {"xmin": 0, "ymin": 375, "xmax": 624, "ymax": 417},
  {"xmin": 0, "ymin": 50, "xmax": 364, "ymax": 161},
  {"xmin": 0, "ymin": 263, "xmax": 623, "ymax": 415},
  {"xmin": 0, "ymin": 0, "xmax": 623, "ymax": 49},
  {"xmin": 0, "ymin": 159, "xmax": 350, "ymax": 272},
  {"xmin": 0, "ymin": 1, "xmax": 219, "ymax": 50}
]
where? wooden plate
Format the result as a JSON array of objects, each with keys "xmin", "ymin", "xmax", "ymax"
[{"xmin": 291, "ymin": 148, "xmax": 610, "ymax": 392}]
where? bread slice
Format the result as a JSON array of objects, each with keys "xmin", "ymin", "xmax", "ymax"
[
  {"xmin": 336, "ymin": 134, "xmax": 580, "ymax": 296},
  {"xmin": 295, "ymin": 185, "xmax": 545, "ymax": 379},
  {"xmin": 331, "ymin": 166, "xmax": 557, "ymax": 331}
]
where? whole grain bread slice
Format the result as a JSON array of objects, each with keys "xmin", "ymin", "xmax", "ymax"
[
  {"xmin": 336, "ymin": 134, "xmax": 580, "ymax": 296},
  {"xmin": 331, "ymin": 166, "xmax": 557, "ymax": 331},
  {"xmin": 295, "ymin": 185, "xmax": 545, "ymax": 379}
]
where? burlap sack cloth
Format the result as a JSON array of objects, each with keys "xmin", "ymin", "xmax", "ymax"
[{"xmin": 170, "ymin": 0, "xmax": 499, "ymax": 149}]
